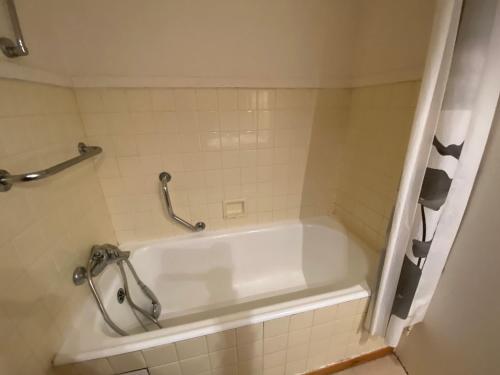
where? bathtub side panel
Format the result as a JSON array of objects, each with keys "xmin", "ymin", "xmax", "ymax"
[{"xmin": 56, "ymin": 297, "xmax": 387, "ymax": 374}]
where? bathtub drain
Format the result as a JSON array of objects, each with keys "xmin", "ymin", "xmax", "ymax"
[{"xmin": 117, "ymin": 288, "xmax": 125, "ymax": 304}]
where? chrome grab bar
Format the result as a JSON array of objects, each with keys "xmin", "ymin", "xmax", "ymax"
[
  {"xmin": 0, "ymin": 0, "xmax": 29, "ymax": 58},
  {"xmin": 0, "ymin": 142, "xmax": 102, "ymax": 192},
  {"xmin": 159, "ymin": 172, "xmax": 206, "ymax": 232}
]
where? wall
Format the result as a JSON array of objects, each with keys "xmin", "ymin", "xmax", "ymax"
[
  {"xmin": 57, "ymin": 297, "xmax": 387, "ymax": 375},
  {"xmin": 76, "ymin": 81, "xmax": 419, "ymax": 254},
  {"xmin": 350, "ymin": 0, "xmax": 436, "ymax": 87},
  {"xmin": 75, "ymin": 87, "xmax": 316, "ymax": 243},
  {"xmin": 302, "ymin": 82, "xmax": 420, "ymax": 250},
  {"xmin": 395, "ymin": 105, "xmax": 500, "ymax": 375},
  {"xmin": 0, "ymin": 80, "xmax": 420, "ymax": 372},
  {"xmin": 336, "ymin": 81, "xmax": 420, "ymax": 250},
  {"xmin": 0, "ymin": 2, "xmax": 436, "ymax": 372},
  {"xmin": 0, "ymin": 0, "xmax": 435, "ymax": 88},
  {"xmin": 0, "ymin": 78, "xmax": 116, "ymax": 374},
  {"xmin": 300, "ymin": 89, "xmax": 351, "ymax": 218}
]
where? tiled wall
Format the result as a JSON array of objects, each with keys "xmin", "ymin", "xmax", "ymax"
[
  {"xmin": 302, "ymin": 82, "xmax": 419, "ymax": 250},
  {"xmin": 74, "ymin": 88, "xmax": 316, "ymax": 243},
  {"xmin": 335, "ymin": 82, "xmax": 420, "ymax": 250},
  {"xmin": 300, "ymin": 89, "xmax": 351, "ymax": 218},
  {"xmin": 57, "ymin": 297, "xmax": 386, "ymax": 375},
  {"xmin": 75, "ymin": 84, "xmax": 417, "ymax": 248},
  {"xmin": 0, "ymin": 79, "xmax": 414, "ymax": 374},
  {"xmin": 0, "ymin": 79, "xmax": 117, "ymax": 374}
]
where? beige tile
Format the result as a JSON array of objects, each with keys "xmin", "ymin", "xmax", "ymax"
[
  {"xmin": 179, "ymin": 354, "xmax": 211, "ymax": 375},
  {"xmin": 209, "ymin": 347, "xmax": 237, "ymax": 369},
  {"xmin": 337, "ymin": 301, "xmax": 359, "ymax": 318},
  {"xmin": 237, "ymin": 323, "xmax": 263, "ymax": 344},
  {"xmin": 313, "ymin": 305, "xmax": 338, "ymax": 325},
  {"xmin": 284, "ymin": 359, "xmax": 306, "ymax": 375},
  {"xmin": 72, "ymin": 358, "xmax": 113, "ymax": 375},
  {"xmin": 263, "ymin": 350, "xmax": 286, "ymax": 369},
  {"xmin": 52, "ymin": 364, "xmax": 79, "ymax": 375},
  {"xmin": 307, "ymin": 353, "xmax": 330, "ymax": 372},
  {"xmin": 308, "ymin": 338, "xmax": 331, "ymax": 368},
  {"xmin": 217, "ymin": 89, "xmax": 238, "ymax": 111},
  {"xmin": 331, "ymin": 318, "xmax": 356, "ymax": 336},
  {"xmin": 328, "ymin": 342, "xmax": 348, "ymax": 364},
  {"xmin": 238, "ymin": 357, "xmax": 263, "ymax": 375},
  {"xmin": 107, "ymin": 351, "xmax": 146, "ymax": 374},
  {"xmin": 357, "ymin": 298, "xmax": 370, "ymax": 314},
  {"xmin": 264, "ymin": 316, "xmax": 290, "ymax": 338},
  {"xmin": 174, "ymin": 89, "xmax": 197, "ymax": 111},
  {"xmin": 151, "ymin": 88, "xmax": 175, "ymax": 112},
  {"xmin": 286, "ymin": 343, "xmax": 309, "ymax": 361},
  {"xmin": 263, "ymin": 365, "xmax": 285, "ymax": 375},
  {"xmin": 212, "ymin": 365, "xmax": 237, "ymax": 375},
  {"xmin": 257, "ymin": 90, "xmax": 276, "ymax": 110},
  {"xmin": 264, "ymin": 334, "xmax": 288, "ymax": 355},
  {"xmin": 289, "ymin": 311, "xmax": 313, "ymax": 331},
  {"xmin": 287, "ymin": 328, "xmax": 311, "ymax": 347},
  {"xmin": 142, "ymin": 343, "xmax": 178, "ymax": 367},
  {"xmin": 149, "ymin": 362, "xmax": 182, "ymax": 375},
  {"xmin": 238, "ymin": 89, "xmax": 257, "ymax": 110},
  {"xmin": 310, "ymin": 322, "xmax": 334, "ymax": 342},
  {"xmin": 196, "ymin": 89, "xmax": 218, "ymax": 111},
  {"xmin": 207, "ymin": 330, "xmax": 236, "ymax": 352},
  {"xmin": 126, "ymin": 88, "xmax": 152, "ymax": 112},
  {"xmin": 176, "ymin": 337, "xmax": 208, "ymax": 360},
  {"xmin": 237, "ymin": 340, "xmax": 263, "ymax": 361}
]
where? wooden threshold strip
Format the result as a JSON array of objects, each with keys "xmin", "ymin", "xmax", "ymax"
[{"xmin": 306, "ymin": 347, "xmax": 394, "ymax": 375}]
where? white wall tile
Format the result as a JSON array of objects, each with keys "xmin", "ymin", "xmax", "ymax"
[
  {"xmin": 175, "ymin": 337, "xmax": 208, "ymax": 360},
  {"xmin": 0, "ymin": 79, "xmax": 117, "ymax": 375},
  {"xmin": 207, "ymin": 330, "xmax": 236, "ymax": 352},
  {"xmin": 142, "ymin": 343, "xmax": 178, "ymax": 367},
  {"xmin": 149, "ymin": 362, "xmax": 182, "ymax": 375},
  {"xmin": 108, "ymin": 351, "xmax": 146, "ymax": 374},
  {"xmin": 179, "ymin": 355, "xmax": 211, "ymax": 375}
]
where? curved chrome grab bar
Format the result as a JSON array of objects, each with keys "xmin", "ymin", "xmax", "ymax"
[
  {"xmin": 0, "ymin": 143, "xmax": 102, "ymax": 192},
  {"xmin": 159, "ymin": 172, "xmax": 206, "ymax": 232},
  {"xmin": 0, "ymin": 0, "xmax": 29, "ymax": 58}
]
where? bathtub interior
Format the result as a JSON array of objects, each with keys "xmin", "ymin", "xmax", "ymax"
[{"xmin": 95, "ymin": 217, "xmax": 377, "ymax": 337}]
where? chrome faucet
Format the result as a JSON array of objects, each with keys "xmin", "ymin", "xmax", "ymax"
[
  {"xmin": 88, "ymin": 244, "xmax": 130, "ymax": 277},
  {"xmin": 73, "ymin": 244, "xmax": 162, "ymax": 336}
]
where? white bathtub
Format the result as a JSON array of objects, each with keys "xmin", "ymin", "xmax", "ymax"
[{"xmin": 54, "ymin": 216, "xmax": 377, "ymax": 366}]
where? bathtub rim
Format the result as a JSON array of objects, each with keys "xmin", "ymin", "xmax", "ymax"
[
  {"xmin": 54, "ymin": 283, "xmax": 370, "ymax": 365},
  {"xmin": 119, "ymin": 215, "xmax": 350, "ymax": 254}
]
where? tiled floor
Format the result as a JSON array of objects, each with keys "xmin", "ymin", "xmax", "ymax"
[{"xmin": 336, "ymin": 355, "xmax": 407, "ymax": 375}]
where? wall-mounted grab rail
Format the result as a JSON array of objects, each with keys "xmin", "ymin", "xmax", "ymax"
[
  {"xmin": 159, "ymin": 172, "xmax": 206, "ymax": 232},
  {"xmin": 0, "ymin": 142, "xmax": 102, "ymax": 192},
  {"xmin": 0, "ymin": 0, "xmax": 29, "ymax": 58}
]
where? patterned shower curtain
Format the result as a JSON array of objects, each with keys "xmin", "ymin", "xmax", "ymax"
[{"xmin": 368, "ymin": 0, "xmax": 500, "ymax": 346}]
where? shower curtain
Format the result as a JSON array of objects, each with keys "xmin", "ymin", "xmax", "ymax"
[{"xmin": 367, "ymin": 0, "xmax": 500, "ymax": 346}]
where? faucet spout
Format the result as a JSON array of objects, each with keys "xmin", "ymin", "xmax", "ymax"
[{"xmin": 89, "ymin": 244, "xmax": 130, "ymax": 277}]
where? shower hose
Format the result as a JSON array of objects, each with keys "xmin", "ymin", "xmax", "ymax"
[{"xmin": 86, "ymin": 256, "xmax": 163, "ymax": 336}]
